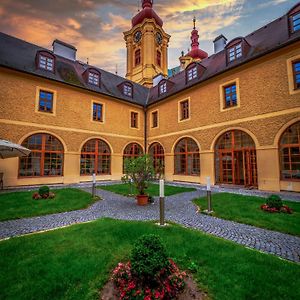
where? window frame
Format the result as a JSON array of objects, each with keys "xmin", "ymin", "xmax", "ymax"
[
  {"xmin": 38, "ymin": 90, "xmax": 54, "ymax": 113},
  {"xmin": 223, "ymin": 83, "xmax": 238, "ymax": 109},
  {"xmin": 92, "ymin": 102, "xmax": 104, "ymax": 123},
  {"xmin": 279, "ymin": 122, "xmax": 300, "ymax": 182},
  {"xmin": 228, "ymin": 43, "xmax": 242, "ymax": 62},
  {"xmin": 35, "ymin": 87, "xmax": 57, "ymax": 116},
  {"xmin": 186, "ymin": 65, "xmax": 198, "ymax": 82},
  {"xmin": 151, "ymin": 110, "xmax": 159, "ymax": 128},
  {"xmin": 290, "ymin": 11, "xmax": 300, "ymax": 33},
  {"xmin": 123, "ymin": 83, "xmax": 133, "ymax": 97},
  {"xmin": 293, "ymin": 60, "xmax": 300, "ymax": 90},
  {"xmin": 178, "ymin": 98, "xmax": 191, "ymax": 122},
  {"xmin": 174, "ymin": 137, "xmax": 200, "ymax": 176},
  {"xmin": 19, "ymin": 133, "xmax": 64, "ymax": 178},
  {"xmin": 135, "ymin": 49, "xmax": 141, "ymax": 66},
  {"xmin": 130, "ymin": 111, "xmax": 139, "ymax": 129},
  {"xmin": 80, "ymin": 139, "xmax": 111, "ymax": 176},
  {"xmin": 219, "ymin": 79, "xmax": 240, "ymax": 112},
  {"xmin": 37, "ymin": 51, "xmax": 55, "ymax": 72},
  {"xmin": 88, "ymin": 71, "xmax": 100, "ymax": 86},
  {"xmin": 159, "ymin": 81, "xmax": 167, "ymax": 95}
]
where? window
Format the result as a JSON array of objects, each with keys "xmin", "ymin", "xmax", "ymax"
[
  {"xmin": 152, "ymin": 111, "xmax": 158, "ymax": 128},
  {"xmin": 291, "ymin": 12, "xmax": 300, "ymax": 33},
  {"xmin": 228, "ymin": 43, "xmax": 242, "ymax": 62},
  {"xmin": 39, "ymin": 90, "xmax": 53, "ymax": 113},
  {"xmin": 80, "ymin": 139, "xmax": 111, "ymax": 175},
  {"xmin": 149, "ymin": 142, "xmax": 165, "ymax": 176},
  {"xmin": 135, "ymin": 49, "xmax": 141, "ymax": 66},
  {"xmin": 39, "ymin": 54, "xmax": 54, "ymax": 71},
  {"xmin": 180, "ymin": 100, "xmax": 189, "ymax": 121},
  {"xmin": 88, "ymin": 72, "xmax": 100, "ymax": 86},
  {"xmin": 293, "ymin": 61, "xmax": 300, "ymax": 89},
  {"xmin": 19, "ymin": 133, "xmax": 64, "ymax": 177},
  {"xmin": 159, "ymin": 82, "xmax": 167, "ymax": 95},
  {"xmin": 174, "ymin": 138, "xmax": 200, "ymax": 176},
  {"xmin": 157, "ymin": 51, "xmax": 161, "ymax": 67},
  {"xmin": 279, "ymin": 122, "xmax": 300, "ymax": 181},
  {"xmin": 215, "ymin": 130, "xmax": 257, "ymax": 186},
  {"xmin": 123, "ymin": 84, "xmax": 133, "ymax": 97},
  {"xmin": 187, "ymin": 66, "xmax": 197, "ymax": 81},
  {"xmin": 131, "ymin": 112, "xmax": 139, "ymax": 128},
  {"xmin": 123, "ymin": 143, "xmax": 143, "ymax": 171},
  {"xmin": 224, "ymin": 84, "xmax": 237, "ymax": 108},
  {"xmin": 93, "ymin": 103, "xmax": 103, "ymax": 122}
]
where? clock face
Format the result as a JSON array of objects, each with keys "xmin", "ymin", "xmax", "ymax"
[
  {"xmin": 134, "ymin": 31, "xmax": 142, "ymax": 43},
  {"xmin": 156, "ymin": 32, "xmax": 162, "ymax": 45}
]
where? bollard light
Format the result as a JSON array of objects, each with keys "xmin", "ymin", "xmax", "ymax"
[
  {"xmin": 92, "ymin": 173, "xmax": 96, "ymax": 197},
  {"xmin": 206, "ymin": 176, "xmax": 213, "ymax": 213},
  {"xmin": 159, "ymin": 179, "xmax": 165, "ymax": 226}
]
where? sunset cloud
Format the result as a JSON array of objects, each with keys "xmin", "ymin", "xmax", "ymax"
[{"xmin": 0, "ymin": 0, "xmax": 298, "ymax": 76}]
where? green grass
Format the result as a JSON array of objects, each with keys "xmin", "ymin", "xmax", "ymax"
[
  {"xmin": 0, "ymin": 188, "xmax": 96, "ymax": 221},
  {"xmin": 0, "ymin": 219, "xmax": 299, "ymax": 300},
  {"xmin": 99, "ymin": 183, "xmax": 196, "ymax": 197},
  {"xmin": 194, "ymin": 193, "xmax": 300, "ymax": 236}
]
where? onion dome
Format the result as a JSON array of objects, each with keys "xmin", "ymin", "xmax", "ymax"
[
  {"xmin": 132, "ymin": 0, "xmax": 163, "ymax": 27},
  {"xmin": 187, "ymin": 17, "xmax": 208, "ymax": 60}
]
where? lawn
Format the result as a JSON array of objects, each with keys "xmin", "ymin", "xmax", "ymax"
[
  {"xmin": 0, "ymin": 188, "xmax": 96, "ymax": 221},
  {"xmin": 0, "ymin": 219, "xmax": 299, "ymax": 300},
  {"xmin": 194, "ymin": 193, "xmax": 300, "ymax": 236},
  {"xmin": 99, "ymin": 183, "xmax": 196, "ymax": 197}
]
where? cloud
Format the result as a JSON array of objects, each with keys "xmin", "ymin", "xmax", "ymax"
[{"xmin": 0, "ymin": 0, "xmax": 292, "ymax": 76}]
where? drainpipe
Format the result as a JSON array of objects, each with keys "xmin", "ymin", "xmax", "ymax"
[{"xmin": 144, "ymin": 107, "xmax": 148, "ymax": 154}]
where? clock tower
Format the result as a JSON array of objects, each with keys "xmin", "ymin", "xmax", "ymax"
[{"xmin": 124, "ymin": 0, "xmax": 170, "ymax": 87}]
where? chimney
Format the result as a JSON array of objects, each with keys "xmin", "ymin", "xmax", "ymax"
[
  {"xmin": 213, "ymin": 35, "xmax": 227, "ymax": 53},
  {"xmin": 52, "ymin": 40, "xmax": 77, "ymax": 61}
]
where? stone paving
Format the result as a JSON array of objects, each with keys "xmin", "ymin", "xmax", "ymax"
[{"xmin": 0, "ymin": 187, "xmax": 300, "ymax": 263}]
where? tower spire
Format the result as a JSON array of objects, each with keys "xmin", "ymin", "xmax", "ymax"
[
  {"xmin": 142, "ymin": 0, "xmax": 153, "ymax": 9},
  {"xmin": 193, "ymin": 16, "xmax": 196, "ymax": 30},
  {"xmin": 191, "ymin": 17, "xmax": 199, "ymax": 50}
]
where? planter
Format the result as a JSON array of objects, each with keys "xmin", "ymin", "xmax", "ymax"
[{"xmin": 136, "ymin": 195, "xmax": 149, "ymax": 206}]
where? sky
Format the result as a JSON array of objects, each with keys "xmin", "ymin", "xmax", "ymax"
[{"xmin": 0, "ymin": 0, "xmax": 298, "ymax": 76}]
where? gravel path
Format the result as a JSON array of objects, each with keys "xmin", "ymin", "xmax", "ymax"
[{"xmin": 0, "ymin": 188, "xmax": 300, "ymax": 263}]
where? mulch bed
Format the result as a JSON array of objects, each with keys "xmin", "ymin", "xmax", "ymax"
[{"xmin": 100, "ymin": 274, "xmax": 208, "ymax": 300}]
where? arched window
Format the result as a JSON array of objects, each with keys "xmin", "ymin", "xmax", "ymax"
[
  {"xmin": 149, "ymin": 142, "xmax": 165, "ymax": 175},
  {"xmin": 279, "ymin": 122, "xmax": 300, "ymax": 181},
  {"xmin": 174, "ymin": 138, "xmax": 200, "ymax": 175},
  {"xmin": 135, "ymin": 49, "xmax": 141, "ymax": 66},
  {"xmin": 80, "ymin": 139, "xmax": 111, "ymax": 175},
  {"xmin": 157, "ymin": 50, "xmax": 161, "ymax": 67},
  {"xmin": 215, "ymin": 130, "xmax": 257, "ymax": 186},
  {"xmin": 123, "ymin": 143, "xmax": 143, "ymax": 171},
  {"xmin": 19, "ymin": 133, "xmax": 64, "ymax": 177}
]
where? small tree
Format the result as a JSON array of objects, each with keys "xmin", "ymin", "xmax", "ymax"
[{"xmin": 122, "ymin": 155, "xmax": 155, "ymax": 195}]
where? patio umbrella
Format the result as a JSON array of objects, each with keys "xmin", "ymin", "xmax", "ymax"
[{"xmin": 0, "ymin": 139, "xmax": 31, "ymax": 159}]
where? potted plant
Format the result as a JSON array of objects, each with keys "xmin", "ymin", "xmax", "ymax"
[{"xmin": 122, "ymin": 155, "xmax": 155, "ymax": 205}]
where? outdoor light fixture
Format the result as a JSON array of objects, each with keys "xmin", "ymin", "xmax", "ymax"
[
  {"xmin": 159, "ymin": 179, "xmax": 165, "ymax": 226},
  {"xmin": 92, "ymin": 173, "xmax": 96, "ymax": 197},
  {"xmin": 206, "ymin": 176, "xmax": 213, "ymax": 214}
]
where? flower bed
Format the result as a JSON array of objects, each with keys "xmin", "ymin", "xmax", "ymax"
[
  {"xmin": 260, "ymin": 204, "xmax": 293, "ymax": 214},
  {"xmin": 112, "ymin": 259, "xmax": 186, "ymax": 300}
]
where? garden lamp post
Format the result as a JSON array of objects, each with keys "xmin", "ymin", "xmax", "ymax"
[
  {"xmin": 92, "ymin": 173, "xmax": 96, "ymax": 197},
  {"xmin": 206, "ymin": 176, "xmax": 213, "ymax": 213},
  {"xmin": 159, "ymin": 179, "xmax": 165, "ymax": 226}
]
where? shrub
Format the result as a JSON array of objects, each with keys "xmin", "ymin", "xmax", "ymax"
[
  {"xmin": 130, "ymin": 234, "xmax": 170, "ymax": 286},
  {"xmin": 38, "ymin": 186, "xmax": 50, "ymax": 197},
  {"xmin": 48, "ymin": 192, "xmax": 56, "ymax": 199},
  {"xmin": 266, "ymin": 195, "xmax": 283, "ymax": 210}
]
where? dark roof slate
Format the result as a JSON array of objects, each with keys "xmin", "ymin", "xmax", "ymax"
[
  {"xmin": 0, "ymin": 32, "xmax": 149, "ymax": 107},
  {"xmin": 0, "ymin": 5, "xmax": 299, "ymax": 108},
  {"xmin": 148, "ymin": 13, "xmax": 300, "ymax": 105}
]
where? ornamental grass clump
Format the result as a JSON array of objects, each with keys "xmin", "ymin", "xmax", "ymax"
[{"xmin": 112, "ymin": 234, "xmax": 186, "ymax": 300}]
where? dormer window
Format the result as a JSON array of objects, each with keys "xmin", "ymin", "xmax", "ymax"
[
  {"xmin": 291, "ymin": 12, "xmax": 300, "ymax": 33},
  {"xmin": 159, "ymin": 81, "xmax": 167, "ymax": 95},
  {"xmin": 88, "ymin": 72, "xmax": 100, "ymax": 86},
  {"xmin": 123, "ymin": 83, "xmax": 133, "ymax": 97},
  {"xmin": 187, "ymin": 66, "xmax": 197, "ymax": 81},
  {"xmin": 37, "ymin": 52, "xmax": 55, "ymax": 72},
  {"xmin": 288, "ymin": 4, "xmax": 300, "ymax": 34},
  {"xmin": 229, "ymin": 43, "xmax": 242, "ymax": 62}
]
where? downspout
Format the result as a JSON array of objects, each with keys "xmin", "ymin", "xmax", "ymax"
[{"xmin": 144, "ymin": 107, "xmax": 148, "ymax": 154}]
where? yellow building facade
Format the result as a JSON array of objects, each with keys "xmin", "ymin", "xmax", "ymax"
[{"xmin": 0, "ymin": 1, "xmax": 300, "ymax": 192}]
